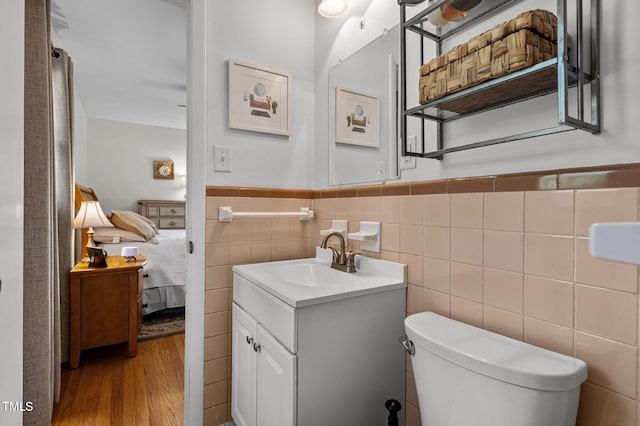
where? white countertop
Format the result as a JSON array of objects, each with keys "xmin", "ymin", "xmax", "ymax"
[{"xmin": 233, "ymin": 248, "xmax": 407, "ymax": 307}]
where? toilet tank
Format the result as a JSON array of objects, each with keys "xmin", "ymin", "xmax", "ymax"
[{"xmin": 405, "ymin": 312, "xmax": 587, "ymax": 426}]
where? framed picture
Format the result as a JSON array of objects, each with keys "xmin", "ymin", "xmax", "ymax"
[
  {"xmin": 335, "ymin": 86, "xmax": 379, "ymax": 148},
  {"xmin": 153, "ymin": 160, "xmax": 174, "ymax": 180},
  {"xmin": 228, "ymin": 59, "xmax": 291, "ymax": 136},
  {"xmin": 86, "ymin": 246, "xmax": 107, "ymax": 268}
]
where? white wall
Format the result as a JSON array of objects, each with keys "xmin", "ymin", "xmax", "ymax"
[
  {"xmin": 205, "ymin": 0, "xmax": 316, "ymax": 189},
  {"xmin": 86, "ymin": 118, "xmax": 186, "ymax": 213},
  {"xmin": 0, "ymin": 1, "xmax": 24, "ymax": 423},
  {"xmin": 74, "ymin": 89, "xmax": 88, "ymax": 186},
  {"xmin": 314, "ymin": 0, "xmax": 640, "ymax": 187}
]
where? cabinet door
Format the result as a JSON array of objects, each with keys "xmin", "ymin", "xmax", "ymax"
[
  {"xmin": 256, "ymin": 324, "xmax": 296, "ymax": 426},
  {"xmin": 80, "ymin": 273, "xmax": 129, "ymax": 348},
  {"xmin": 232, "ymin": 304, "xmax": 258, "ymax": 426}
]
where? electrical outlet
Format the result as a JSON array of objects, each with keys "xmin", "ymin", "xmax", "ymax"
[
  {"xmin": 400, "ymin": 136, "xmax": 417, "ymax": 170},
  {"xmin": 376, "ymin": 161, "xmax": 386, "ymax": 180},
  {"xmin": 214, "ymin": 145, "xmax": 231, "ymax": 172}
]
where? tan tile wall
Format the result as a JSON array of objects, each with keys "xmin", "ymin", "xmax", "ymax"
[
  {"xmin": 205, "ymin": 186, "xmax": 640, "ymax": 426},
  {"xmin": 203, "ymin": 196, "xmax": 315, "ymax": 425},
  {"xmin": 314, "ymin": 188, "xmax": 640, "ymax": 426}
]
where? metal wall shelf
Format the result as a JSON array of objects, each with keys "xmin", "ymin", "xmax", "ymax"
[{"xmin": 398, "ymin": 0, "xmax": 601, "ymax": 159}]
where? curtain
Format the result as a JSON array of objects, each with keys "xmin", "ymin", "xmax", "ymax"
[
  {"xmin": 52, "ymin": 47, "xmax": 74, "ymax": 368},
  {"xmin": 23, "ymin": 0, "xmax": 55, "ymax": 423},
  {"xmin": 24, "ymin": 0, "xmax": 74, "ymax": 423}
]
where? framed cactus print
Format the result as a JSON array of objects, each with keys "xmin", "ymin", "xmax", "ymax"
[
  {"xmin": 228, "ymin": 59, "xmax": 291, "ymax": 136},
  {"xmin": 335, "ymin": 86, "xmax": 379, "ymax": 147}
]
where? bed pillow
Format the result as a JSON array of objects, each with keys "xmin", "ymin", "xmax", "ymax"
[
  {"xmin": 109, "ymin": 210, "xmax": 158, "ymax": 241},
  {"xmin": 92, "ymin": 227, "xmax": 146, "ymax": 243},
  {"xmin": 138, "ymin": 212, "xmax": 159, "ymax": 233}
]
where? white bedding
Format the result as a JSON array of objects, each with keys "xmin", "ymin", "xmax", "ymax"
[{"xmin": 100, "ymin": 229, "xmax": 186, "ymax": 314}]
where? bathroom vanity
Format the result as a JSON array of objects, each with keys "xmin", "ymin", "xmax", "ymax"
[{"xmin": 231, "ymin": 249, "xmax": 407, "ymax": 426}]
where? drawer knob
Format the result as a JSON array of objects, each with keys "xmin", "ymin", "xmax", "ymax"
[
  {"xmin": 169, "ymin": 220, "xmax": 176, "ymax": 226},
  {"xmin": 170, "ymin": 208, "xmax": 176, "ymax": 213},
  {"xmin": 253, "ymin": 342, "xmax": 261, "ymax": 353},
  {"xmin": 246, "ymin": 336, "xmax": 253, "ymax": 345}
]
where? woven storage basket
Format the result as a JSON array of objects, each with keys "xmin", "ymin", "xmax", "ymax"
[{"xmin": 418, "ymin": 9, "xmax": 568, "ymax": 112}]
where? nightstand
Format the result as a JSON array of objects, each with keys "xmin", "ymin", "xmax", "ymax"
[{"xmin": 69, "ymin": 255, "xmax": 146, "ymax": 369}]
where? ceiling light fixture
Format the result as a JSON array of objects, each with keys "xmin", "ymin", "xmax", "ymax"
[{"xmin": 318, "ymin": 0, "xmax": 348, "ymax": 18}]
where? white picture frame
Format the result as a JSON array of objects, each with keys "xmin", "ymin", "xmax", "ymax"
[
  {"xmin": 228, "ymin": 59, "xmax": 291, "ymax": 136},
  {"xmin": 335, "ymin": 86, "xmax": 379, "ymax": 148}
]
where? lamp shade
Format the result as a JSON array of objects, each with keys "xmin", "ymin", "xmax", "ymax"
[
  {"xmin": 318, "ymin": 0, "xmax": 348, "ymax": 18},
  {"xmin": 73, "ymin": 201, "xmax": 113, "ymax": 229}
]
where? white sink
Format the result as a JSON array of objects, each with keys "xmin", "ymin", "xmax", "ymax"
[
  {"xmin": 264, "ymin": 263, "xmax": 359, "ymax": 287},
  {"xmin": 233, "ymin": 247, "xmax": 406, "ymax": 307}
]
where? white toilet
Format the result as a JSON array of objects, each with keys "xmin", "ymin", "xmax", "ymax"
[{"xmin": 404, "ymin": 312, "xmax": 588, "ymax": 426}]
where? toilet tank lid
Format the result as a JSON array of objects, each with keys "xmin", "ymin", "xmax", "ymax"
[{"xmin": 405, "ymin": 312, "xmax": 587, "ymax": 391}]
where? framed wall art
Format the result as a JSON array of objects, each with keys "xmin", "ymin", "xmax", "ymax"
[
  {"xmin": 335, "ymin": 86, "xmax": 379, "ymax": 148},
  {"xmin": 228, "ymin": 59, "xmax": 291, "ymax": 136},
  {"xmin": 153, "ymin": 160, "xmax": 174, "ymax": 180}
]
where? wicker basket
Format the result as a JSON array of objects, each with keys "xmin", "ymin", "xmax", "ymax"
[{"xmin": 418, "ymin": 9, "xmax": 568, "ymax": 111}]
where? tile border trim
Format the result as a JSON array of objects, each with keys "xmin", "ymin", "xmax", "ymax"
[{"xmin": 206, "ymin": 163, "xmax": 640, "ymax": 198}]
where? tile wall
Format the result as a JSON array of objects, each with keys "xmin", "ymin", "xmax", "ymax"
[
  {"xmin": 204, "ymin": 184, "xmax": 640, "ymax": 426},
  {"xmin": 315, "ymin": 188, "xmax": 640, "ymax": 426},
  {"xmin": 203, "ymin": 196, "xmax": 315, "ymax": 425}
]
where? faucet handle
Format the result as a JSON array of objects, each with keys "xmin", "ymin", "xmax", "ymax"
[{"xmin": 346, "ymin": 252, "xmax": 360, "ymax": 272}]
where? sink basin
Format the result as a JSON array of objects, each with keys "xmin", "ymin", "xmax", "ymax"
[
  {"xmin": 233, "ymin": 247, "xmax": 407, "ymax": 307},
  {"xmin": 265, "ymin": 263, "xmax": 359, "ymax": 287}
]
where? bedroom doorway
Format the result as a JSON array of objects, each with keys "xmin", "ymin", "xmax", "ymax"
[{"xmin": 50, "ymin": 0, "xmax": 190, "ymax": 423}]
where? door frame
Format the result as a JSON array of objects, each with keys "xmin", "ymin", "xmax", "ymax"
[{"xmin": 184, "ymin": 0, "xmax": 207, "ymax": 423}]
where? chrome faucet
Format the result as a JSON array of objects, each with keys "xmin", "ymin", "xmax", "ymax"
[{"xmin": 320, "ymin": 231, "xmax": 358, "ymax": 273}]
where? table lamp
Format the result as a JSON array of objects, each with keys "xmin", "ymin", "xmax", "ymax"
[{"xmin": 73, "ymin": 200, "xmax": 113, "ymax": 248}]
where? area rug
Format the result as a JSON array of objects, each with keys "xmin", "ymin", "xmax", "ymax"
[{"xmin": 138, "ymin": 307, "xmax": 185, "ymax": 342}]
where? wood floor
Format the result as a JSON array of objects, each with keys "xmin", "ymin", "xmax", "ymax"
[{"xmin": 52, "ymin": 333, "xmax": 185, "ymax": 426}]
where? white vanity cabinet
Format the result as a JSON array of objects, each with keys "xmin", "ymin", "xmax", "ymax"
[
  {"xmin": 232, "ymin": 303, "xmax": 296, "ymax": 426},
  {"xmin": 232, "ymin": 253, "xmax": 407, "ymax": 426}
]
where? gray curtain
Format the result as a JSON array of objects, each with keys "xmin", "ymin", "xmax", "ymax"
[
  {"xmin": 52, "ymin": 47, "xmax": 74, "ymax": 367},
  {"xmin": 24, "ymin": 0, "xmax": 74, "ymax": 423}
]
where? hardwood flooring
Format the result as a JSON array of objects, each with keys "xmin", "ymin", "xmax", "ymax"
[{"xmin": 51, "ymin": 333, "xmax": 185, "ymax": 425}]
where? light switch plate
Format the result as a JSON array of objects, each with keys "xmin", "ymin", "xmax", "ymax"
[{"xmin": 214, "ymin": 145, "xmax": 231, "ymax": 172}]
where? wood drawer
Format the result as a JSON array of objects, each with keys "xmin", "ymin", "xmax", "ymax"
[
  {"xmin": 159, "ymin": 205, "xmax": 185, "ymax": 217},
  {"xmin": 159, "ymin": 217, "xmax": 185, "ymax": 229}
]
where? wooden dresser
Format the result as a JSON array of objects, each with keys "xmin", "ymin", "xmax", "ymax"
[
  {"xmin": 137, "ymin": 199, "xmax": 185, "ymax": 229},
  {"xmin": 69, "ymin": 255, "xmax": 146, "ymax": 369}
]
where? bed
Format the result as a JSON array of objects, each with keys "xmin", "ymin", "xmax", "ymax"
[{"xmin": 74, "ymin": 184, "xmax": 186, "ymax": 315}]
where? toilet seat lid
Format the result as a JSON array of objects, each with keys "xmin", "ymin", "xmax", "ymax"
[{"xmin": 405, "ymin": 312, "xmax": 587, "ymax": 391}]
